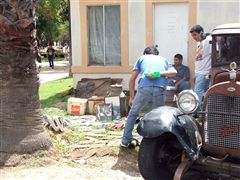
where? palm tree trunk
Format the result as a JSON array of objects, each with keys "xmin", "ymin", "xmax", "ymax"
[{"xmin": 0, "ymin": 0, "xmax": 52, "ymax": 165}]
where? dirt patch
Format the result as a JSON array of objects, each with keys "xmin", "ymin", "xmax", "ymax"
[
  {"xmin": 1, "ymin": 124, "xmax": 143, "ymax": 180},
  {"xmin": 1, "ymin": 148, "xmax": 142, "ymax": 180}
]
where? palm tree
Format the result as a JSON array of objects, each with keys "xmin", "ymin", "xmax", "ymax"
[{"xmin": 0, "ymin": 0, "xmax": 52, "ymax": 165}]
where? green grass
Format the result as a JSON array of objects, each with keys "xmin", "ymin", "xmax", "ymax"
[
  {"xmin": 39, "ymin": 77, "xmax": 73, "ymax": 116},
  {"xmin": 50, "ymin": 137, "xmax": 71, "ymax": 154},
  {"xmin": 38, "ymin": 77, "xmax": 88, "ymax": 154},
  {"xmin": 64, "ymin": 130, "xmax": 86, "ymax": 144},
  {"xmin": 48, "ymin": 128, "xmax": 86, "ymax": 155}
]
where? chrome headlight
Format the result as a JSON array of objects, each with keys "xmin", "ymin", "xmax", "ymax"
[{"xmin": 177, "ymin": 90, "xmax": 199, "ymax": 113}]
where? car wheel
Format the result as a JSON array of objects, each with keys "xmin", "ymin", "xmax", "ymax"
[{"xmin": 138, "ymin": 134, "xmax": 182, "ymax": 180}]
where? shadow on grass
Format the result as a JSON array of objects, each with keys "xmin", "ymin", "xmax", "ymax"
[
  {"xmin": 112, "ymin": 147, "xmax": 141, "ymax": 177},
  {"xmin": 40, "ymin": 77, "xmax": 74, "ymax": 109},
  {"xmin": 40, "ymin": 91, "xmax": 71, "ymax": 109}
]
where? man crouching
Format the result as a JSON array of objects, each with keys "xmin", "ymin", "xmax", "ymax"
[{"xmin": 121, "ymin": 46, "xmax": 177, "ymax": 147}]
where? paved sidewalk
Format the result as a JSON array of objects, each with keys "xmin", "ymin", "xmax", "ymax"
[{"xmin": 39, "ymin": 61, "xmax": 70, "ymax": 83}]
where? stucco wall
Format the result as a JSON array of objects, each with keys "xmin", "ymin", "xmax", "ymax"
[
  {"xmin": 70, "ymin": 0, "xmax": 81, "ymax": 66},
  {"xmin": 128, "ymin": 0, "xmax": 146, "ymax": 66},
  {"xmin": 71, "ymin": 1, "xmax": 147, "ymax": 89},
  {"xmin": 70, "ymin": 0, "xmax": 240, "ymax": 90},
  {"xmin": 197, "ymin": 0, "xmax": 240, "ymax": 32}
]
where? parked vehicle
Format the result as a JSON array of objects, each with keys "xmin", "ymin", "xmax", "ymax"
[
  {"xmin": 54, "ymin": 46, "xmax": 64, "ymax": 57},
  {"xmin": 137, "ymin": 23, "xmax": 240, "ymax": 180},
  {"xmin": 40, "ymin": 46, "xmax": 64, "ymax": 57},
  {"xmin": 39, "ymin": 47, "xmax": 47, "ymax": 57}
]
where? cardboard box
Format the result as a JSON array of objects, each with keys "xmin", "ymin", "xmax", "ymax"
[
  {"xmin": 67, "ymin": 97, "xmax": 88, "ymax": 115},
  {"xmin": 88, "ymin": 96, "xmax": 105, "ymax": 114}
]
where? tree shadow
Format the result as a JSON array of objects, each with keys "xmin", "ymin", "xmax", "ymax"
[
  {"xmin": 112, "ymin": 146, "xmax": 142, "ymax": 178},
  {"xmin": 40, "ymin": 91, "xmax": 72, "ymax": 109},
  {"xmin": 0, "ymin": 152, "xmax": 23, "ymax": 167},
  {"xmin": 0, "ymin": 152, "xmax": 11, "ymax": 166}
]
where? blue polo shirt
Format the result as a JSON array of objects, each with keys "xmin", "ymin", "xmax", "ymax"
[{"xmin": 134, "ymin": 54, "xmax": 172, "ymax": 89}]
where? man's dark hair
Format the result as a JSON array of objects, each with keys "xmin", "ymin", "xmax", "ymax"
[
  {"xmin": 174, "ymin": 54, "xmax": 183, "ymax": 60},
  {"xmin": 143, "ymin": 46, "xmax": 159, "ymax": 55},
  {"xmin": 190, "ymin": 25, "xmax": 204, "ymax": 33}
]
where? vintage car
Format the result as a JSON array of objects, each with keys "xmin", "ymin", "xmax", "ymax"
[{"xmin": 137, "ymin": 23, "xmax": 240, "ymax": 180}]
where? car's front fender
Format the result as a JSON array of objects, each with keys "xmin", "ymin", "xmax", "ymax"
[{"xmin": 137, "ymin": 106, "xmax": 202, "ymax": 160}]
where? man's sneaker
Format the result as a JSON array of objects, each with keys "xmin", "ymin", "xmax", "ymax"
[
  {"xmin": 120, "ymin": 142, "xmax": 129, "ymax": 148},
  {"xmin": 130, "ymin": 138, "xmax": 139, "ymax": 147},
  {"xmin": 120, "ymin": 139, "xmax": 139, "ymax": 148}
]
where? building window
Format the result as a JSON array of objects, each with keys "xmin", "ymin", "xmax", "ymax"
[{"xmin": 87, "ymin": 5, "xmax": 121, "ymax": 66}]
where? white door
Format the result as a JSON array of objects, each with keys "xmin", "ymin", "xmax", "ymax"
[{"xmin": 154, "ymin": 3, "xmax": 189, "ymax": 65}]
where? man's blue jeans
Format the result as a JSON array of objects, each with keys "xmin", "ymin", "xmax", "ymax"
[
  {"xmin": 122, "ymin": 86, "xmax": 166, "ymax": 145},
  {"xmin": 178, "ymin": 81, "xmax": 190, "ymax": 93},
  {"xmin": 48, "ymin": 55, "xmax": 54, "ymax": 68},
  {"xmin": 195, "ymin": 73, "xmax": 210, "ymax": 110},
  {"xmin": 168, "ymin": 80, "xmax": 190, "ymax": 93}
]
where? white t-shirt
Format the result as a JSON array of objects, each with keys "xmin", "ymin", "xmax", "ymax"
[
  {"xmin": 63, "ymin": 46, "xmax": 69, "ymax": 53},
  {"xmin": 195, "ymin": 35, "xmax": 212, "ymax": 75}
]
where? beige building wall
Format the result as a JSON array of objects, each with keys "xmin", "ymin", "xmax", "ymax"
[
  {"xmin": 128, "ymin": 0, "xmax": 146, "ymax": 66},
  {"xmin": 71, "ymin": 0, "xmax": 240, "ymax": 89},
  {"xmin": 70, "ymin": 0, "xmax": 81, "ymax": 66},
  {"xmin": 71, "ymin": 1, "xmax": 147, "ymax": 89},
  {"xmin": 197, "ymin": 0, "xmax": 240, "ymax": 32}
]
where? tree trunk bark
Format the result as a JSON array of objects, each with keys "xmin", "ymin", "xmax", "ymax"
[{"xmin": 0, "ymin": 0, "xmax": 52, "ymax": 165}]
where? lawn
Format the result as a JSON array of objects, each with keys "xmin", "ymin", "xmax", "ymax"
[{"xmin": 39, "ymin": 77, "xmax": 73, "ymax": 116}]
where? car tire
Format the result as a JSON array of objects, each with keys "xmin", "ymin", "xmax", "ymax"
[{"xmin": 138, "ymin": 134, "xmax": 182, "ymax": 180}]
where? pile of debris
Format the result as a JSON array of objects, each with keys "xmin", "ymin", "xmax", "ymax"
[
  {"xmin": 68, "ymin": 78, "xmax": 128, "ymax": 121},
  {"xmin": 42, "ymin": 78, "xmax": 141, "ymax": 164},
  {"xmin": 44, "ymin": 113, "xmax": 142, "ymax": 164}
]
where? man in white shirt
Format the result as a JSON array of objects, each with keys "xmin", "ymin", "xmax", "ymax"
[
  {"xmin": 63, "ymin": 43, "xmax": 70, "ymax": 61},
  {"xmin": 190, "ymin": 25, "xmax": 212, "ymax": 110}
]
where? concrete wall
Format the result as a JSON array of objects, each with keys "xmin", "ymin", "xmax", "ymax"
[
  {"xmin": 70, "ymin": 0, "xmax": 81, "ymax": 66},
  {"xmin": 128, "ymin": 0, "xmax": 146, "ymax": 66},
  {"xmin": 71, "ymin": 1, "xmax": 146, "ymax": 89},
  {"xmin": 71, "ymin": 0, "xmax": 240, "ymax": 89},
  {"xmin": 197, "ymin": 0, "xmax": 240, "ymax": 33}
]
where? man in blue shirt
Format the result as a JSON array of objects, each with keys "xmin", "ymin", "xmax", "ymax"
[
  {"xmin": 168, "ymin": 54, "xmax": 190, "ymax": 93},
  {"xmin": 121, "ymin": 46, "xmax": 177, "ymax": 147}
]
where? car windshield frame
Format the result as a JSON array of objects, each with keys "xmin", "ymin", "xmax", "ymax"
[{"xmin": 212, "ymin": 34, "xmax": 240, "ymax": 67}]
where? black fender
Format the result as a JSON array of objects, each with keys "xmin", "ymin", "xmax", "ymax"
[{"xmin": 137, "ymin": 106, "xmax": 202, "ymax": 161}]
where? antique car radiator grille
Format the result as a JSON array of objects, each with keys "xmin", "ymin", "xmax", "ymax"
[{"xmin": 204, "ymin": 94, "xmax": 240, "ymax": 149}]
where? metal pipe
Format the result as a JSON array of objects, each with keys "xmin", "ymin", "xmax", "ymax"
[{"xmin": 193, "ymin": 157, "xmax": 240, "ymax": 178}]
